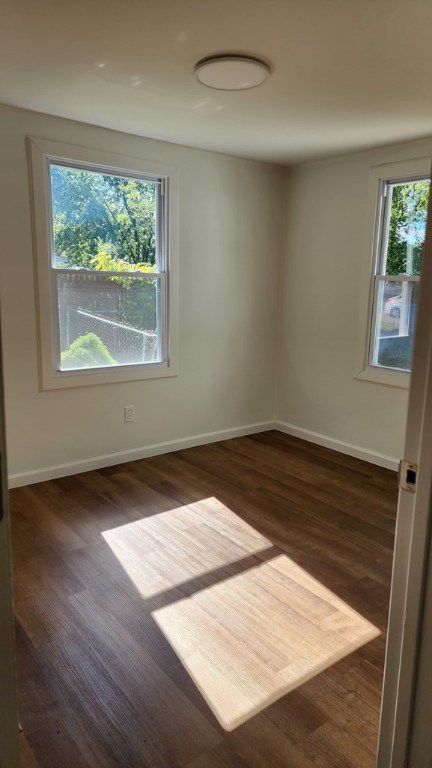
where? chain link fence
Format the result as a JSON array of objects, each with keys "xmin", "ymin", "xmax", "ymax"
[{"xmin": 65, "ymin": 308, "xmax": 157, "ymax": 364}]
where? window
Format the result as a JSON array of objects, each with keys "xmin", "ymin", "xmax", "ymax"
[
  {"xmin": 356, "ymin": 159, "xmax": 430, "ymax": 388},
  {"xmin": 28, "ymin": 138, "xmax": 178, "ymax": 389},
  {"xmin": 370, "ymin": 176, "xmax": 429, "ymax": 372}
]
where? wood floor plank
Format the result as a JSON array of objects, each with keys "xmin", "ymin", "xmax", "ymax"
[
  {"xmin": 10, "ymin": 431, "xmax": 397, "ymax": 768},
  {"xmin": 152, "ymin": 553, "xmax": 379, "ymax": 731},
  {"xmin": 19, "ymin": 733, "xmax": 40, "ymax": 768}
]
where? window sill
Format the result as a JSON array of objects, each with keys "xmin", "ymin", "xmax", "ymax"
[
  {"xmin": 40, "ymin": 360, "xmax": 178, "ymax": 391},
  {"xmin": 355, "ymin": 366, "xmax": 410, "ymax": 389}
]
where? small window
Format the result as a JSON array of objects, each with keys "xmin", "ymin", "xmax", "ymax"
[
  {"xmin": 369, "ymin": 175, "xmax": 429, "ymax": 374},
  {"xmin": 29, "ymin": 138, "xmax": 178, "ymax": 389}
]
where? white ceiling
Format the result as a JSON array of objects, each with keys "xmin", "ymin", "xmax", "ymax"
[{"xmin": 1, "ymin": 0, "xmax": 432, "ymax": 165}]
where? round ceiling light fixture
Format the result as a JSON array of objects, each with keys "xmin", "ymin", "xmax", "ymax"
[{"xmin": 194, "ymin": 55, "xmax": 270, "ymax": 91}]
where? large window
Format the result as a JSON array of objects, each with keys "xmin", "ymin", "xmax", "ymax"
[
  {"xmin": 369, "ymin": 175, "xmax": 429, "ymax": 373},
  {"xmin": 29, "ymin": 138, "xmax": 178, "ymax": 389},
  {"xmin": 356, "ymin": 158, "xmax": 430, "ymax": 388}
]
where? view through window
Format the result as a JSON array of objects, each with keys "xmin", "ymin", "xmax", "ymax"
[
  {"xmin": 370, "ymin": 177, "xmax": 429, "ymax": 372},
  {"xmin": 49, "ymin": 161, "xmax": 166, "ymax": 371}
]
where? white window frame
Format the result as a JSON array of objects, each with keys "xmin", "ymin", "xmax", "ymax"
[
  {"xmin": 28, "ymin": 137, "xmax": 178, "ymax": 390},
  {"xmin": 355, "ymin": 157, "xmax": 431, "ymax": 389}
]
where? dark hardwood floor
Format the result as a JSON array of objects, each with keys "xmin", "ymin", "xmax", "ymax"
[{"xmin": 10, "ymin": 431, "xmax": 398, "ymax": 768}]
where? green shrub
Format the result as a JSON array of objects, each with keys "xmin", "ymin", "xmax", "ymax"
[{"xmin": 61, "ymin": 333, "xmax": 116, "ymax": 369}]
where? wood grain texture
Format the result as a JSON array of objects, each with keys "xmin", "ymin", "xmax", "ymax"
[
  {"xmin": 19, "ymin": 733, "xmax": 40, "ymax": 768},
  {"xmin": 102, "ymin": 497, "xmax": 272, "ymax": 599},
  {"xmin": 10, "ymin": 431, "xmax": 397, "ymax": 768},
  {"xmin": 153, "ymin": 552, "xmax": 379, "ymax": 730}
]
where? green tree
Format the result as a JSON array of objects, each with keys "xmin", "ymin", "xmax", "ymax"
[
  {"xmin": 386, "ymin": 181, "xmax": 429, "ymax": 276},
  {"xmin": 91, "ymin": 252, "xmax": 157, "ymax": 331},
  {"xmin": 61, "ymin": 333, "xmax": 116, "ymax": 369},
  {"xmin": 105, "ymin": 176, "xmax": 156, "ymax": 265},
  {"xmin": 51, "ymin": 166, "xmax": 157, "ymax": 268}
]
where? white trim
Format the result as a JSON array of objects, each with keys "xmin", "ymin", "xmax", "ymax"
[
  {"xmin": 8, "ymin": 420, "xmax": 400, "ymax": 488},
  {"xmin": 355, "ymin": 367, "xmax": 410, "ymax": 388},
  {"xmin": 275, "ymin": 420, "xmax": 399, "ymax": 470},
  {"xmin": 7, "ymin": 421, "xmax": 274, "ymax": 488},
  {"xmin": 27, "ymin": 136, "xmax": 179, "ymax": 390},
  {"xmin": 355, "ymin": 156, "xmax": 431, "ymax": 389}
]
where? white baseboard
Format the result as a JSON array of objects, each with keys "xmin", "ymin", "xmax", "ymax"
[
  {"xmin": 8, "ymin": 421, "xmax": 274, "ymax": 488},
  {"xmin": 274, "ymin": 420, "xmax": 399, "ymax": 471},
  {"xmin": 8, "ymin": 419, "xmax": 399, "ymax": 488}
]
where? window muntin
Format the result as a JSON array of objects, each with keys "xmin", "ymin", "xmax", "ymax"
[
  {"xmin": 48, "ymin": 161, "xmax": 167, "ymax": 372},
  {"xmin": 369, "ymin": 177, "xmax": 429, "ymax": 373}
]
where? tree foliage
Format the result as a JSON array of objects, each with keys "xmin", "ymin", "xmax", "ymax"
[
  {"xmin": 89, "ymin": 252, "xmax": 157, "ymax": 331},
  {"xmin": 386, "ymin": 181, "xmax": 429, "ymax": 276},
  {"xmin": 61, "ymin": 333, "xmax": 116, "ymax": 369},
  {"xmin": 51, "ymin": 166, "xmax": 157, "ymax": 268},
  {"xmin": 91, "ymin": 252, "xmax": 155, "ymax": 274},
  {"xmin": 52, "ymin": 166, "xmax": 159, "ymax": 353}
]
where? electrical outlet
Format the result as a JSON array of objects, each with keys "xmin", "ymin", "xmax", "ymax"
[{"xmin": 124, "ymin": 405, "xmax": 135, "ymax": 423}]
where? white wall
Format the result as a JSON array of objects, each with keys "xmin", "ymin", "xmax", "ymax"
[
  {"xmin": 0, "ymin": 105, "xmax": 284, "ymax": 484},
  {"xmin": 4, "ymin": 103, "xmax": 432, "ymax": 483},
  {"xmin": 275, "ymin": 136, "xmax": 432, "ymax": 466}
]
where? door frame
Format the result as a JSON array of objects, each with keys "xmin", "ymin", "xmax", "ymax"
[
  {"xmin": 377, "ymin": 171, "xmax": 432, "ymax": 768},
  {"xmin": 0, "ymin": 320, "xmax": 19, "ymax": 768}
]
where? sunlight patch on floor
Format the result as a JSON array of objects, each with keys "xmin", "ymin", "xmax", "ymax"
[
  {"xmin": 102, "ymin": 498, "xmax": 379, "ymax": 731},
  {"xmin": 102, "ymin": 497, "xmax": 272, "ymax": 598},
  {"xmin": 152, "ymin": 554, "xmax": 380, "ymax": 731}
]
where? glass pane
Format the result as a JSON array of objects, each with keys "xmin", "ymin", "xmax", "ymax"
[
  {"xmin": 49, "ymin": 163, "xmax": 158, "ymax": 272},
  {"xmin": 385, "ymin": 179, "xmax": 429, "ymax": 276},
  {"xmin": 57, "ymin": 273, "xmax": 161, "ymax": 370},
  {"xmin": 372, "ymin": 279, "xmax": 419, "ymax": 371}
]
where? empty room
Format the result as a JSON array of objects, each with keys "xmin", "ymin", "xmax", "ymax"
[{"xmin": 2, "ymin": 1, "xmax": 432, "ymax": 767}]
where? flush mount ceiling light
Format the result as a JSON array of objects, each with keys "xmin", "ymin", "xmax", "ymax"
[{"xmin": 194, "ymin": 55, "xmax": 270, "ymax": 91}]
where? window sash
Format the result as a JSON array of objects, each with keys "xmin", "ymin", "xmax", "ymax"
[
  {"xmin": 47, "ymin": 159, "xmax": 166, "ymax": 274},
  {"xmin": 51, "ymin": 270, "xmax": 167, "ymax": 373},
  {"xmin": 375, "ymin": 174, "xmax": 429, "ymax": 277},
  {"xmin": 53, "ymin": 268, "xmax": 165, "ymax": 278},
  {"xmin": 369, "ymin": 274, "xmax": 420, "ymax": 369},
  {"xmin": 368, "ymin": 173, "xmax": 429, "ymax": 373},
  {"xmin": 49, "ymin": 157, "xmax": 163, "ymax": 185},
  {"xmin": 46, "ymin": 158, "xmax": 168, "ymax": 374}
]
